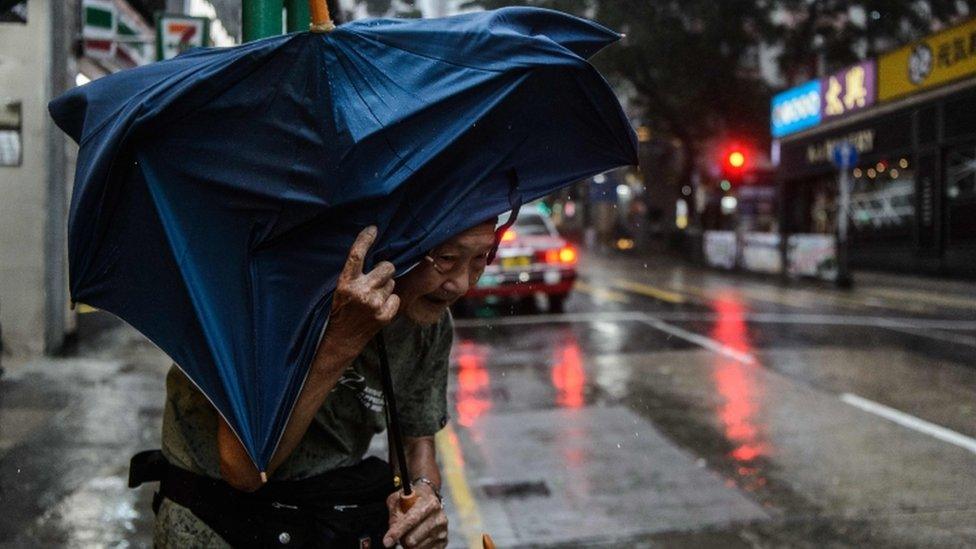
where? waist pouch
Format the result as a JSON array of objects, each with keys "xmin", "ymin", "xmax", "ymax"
[{"xmin": 130, "ymin": 450, "xmax": 395, "ymax": 548}]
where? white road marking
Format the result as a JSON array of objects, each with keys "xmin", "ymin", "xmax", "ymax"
[
  {"xmin": 453, "ymin": 310, "xmax": 976, "ymax": 331},
  {"xmin": 639, "ymin": 317, "xmax": 756, "ymax": 365},
  {"xmin": 841, "ymin": 393, "xmax": 976, "ymax": 455},
  {"xmin": 456, "ymin": 311, "xmax": 757, "ymax": 364},
  {"xmin": 455, "ymin": 309, "xmax": 976, "ymax": 459},
  {"xmin": 452, "ymin": 310, "xmax": 646, "ymax": 328}
]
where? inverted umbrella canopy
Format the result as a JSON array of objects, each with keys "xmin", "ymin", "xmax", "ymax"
[{"xmin": 49, "ymin": 7, "xmax": 637, "ymax": 470}]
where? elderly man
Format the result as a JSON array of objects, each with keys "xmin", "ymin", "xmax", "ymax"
[{"xmin": 151, "ymin": 220, "xmax": 497, "ymax": 548}]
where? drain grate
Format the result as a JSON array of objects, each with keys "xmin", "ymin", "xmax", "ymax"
[{"xmin": 480, "ymin": 480, "xmax": 551, "ymax": 499}]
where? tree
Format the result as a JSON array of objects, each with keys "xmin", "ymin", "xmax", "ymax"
[
  {"xmin": 465, "ymin": 0, "xmax": 776, "ymax": 187},
  {"xmin": 774, "ymin": 0, "xmax": 976, "ymax": 85}
]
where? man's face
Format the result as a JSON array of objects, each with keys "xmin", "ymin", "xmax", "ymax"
[{"xmin": 395, "ymin": 221, "xmax": 496, "ymax": 324}]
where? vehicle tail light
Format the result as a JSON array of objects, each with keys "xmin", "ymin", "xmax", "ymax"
[
  {"xmin": 558, "ymin": 246, "xmax": 577, "ymax": 264},
  {"xmin": 501, "ymin": 229, "xmax": 516, "ymax": 242},
  {"xmin": 539, "ymin": 246, "xmax": 577, "ymax": 265}
]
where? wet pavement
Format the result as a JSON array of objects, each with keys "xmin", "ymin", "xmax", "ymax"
[{"xmin": 2, "ymin": 253, "xmax": 975, "ymax": 547}]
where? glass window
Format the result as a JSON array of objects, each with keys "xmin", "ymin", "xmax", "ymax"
[
  {"xmin": 848, "ymin": 157, "xmax": 915, "ymax": 237},
  {"xmin": 0, "ymin": 1, "xmax": 27, "ymax": 23},
  {"xmin": 0, "ymin": 101, "xmax": 21, "ymax": 167},
  {"xmin": 946, "ymin": 144, "xmax": 976, "ymax": 203},
  {"xmin": 945, "ymin": 143, "xmax": 976, "ymax": 243},
  {"xmin": 514, "ymin": 214, "xmax": 552, "ymax": 236}
]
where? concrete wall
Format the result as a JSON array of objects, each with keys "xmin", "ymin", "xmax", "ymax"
[{"xmin": 0, "ymin": 0, "xmax": 73, "ymax": 356}]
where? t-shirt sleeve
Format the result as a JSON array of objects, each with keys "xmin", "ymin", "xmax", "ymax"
[{"xmin": 399, "ymin": 311, "xmax": 453, "ymax": 438}]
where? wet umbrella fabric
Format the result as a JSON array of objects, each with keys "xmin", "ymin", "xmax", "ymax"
[{"xmin": 49, "ymin": 7, "xmax": 637, "ymax": 470}]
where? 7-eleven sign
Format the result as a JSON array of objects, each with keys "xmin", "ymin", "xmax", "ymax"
[
  {"xmin": 82, "ymin": 0, "xmax": 117, "ymax": 59},
  {"xmin": 155, "ymin": 13, "xmax": 211, "ymax": 61}
]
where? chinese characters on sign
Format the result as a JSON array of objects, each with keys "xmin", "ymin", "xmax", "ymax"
[
  {"xmin": 771, "ymin": 61, "xmax": 878, "ymax": 138},
  {"xmin": 879, "ymin": 17, "xmax": 976, "ymax": 102},
  {"xmin": 821, "ymin": 61, "xmax": 876, "ymax": 120}
]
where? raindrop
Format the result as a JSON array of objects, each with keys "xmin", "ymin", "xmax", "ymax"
[
  {"xmin": 642, "ymin": 263, "xmax": 648, "ymax": 268},
  {"xmin": 633, "ymin": 432, "xmax": 639, "ymax": 438},
  {"xmin": 616, "ymin": 443, "xmax": 621, "ymax": 449}
]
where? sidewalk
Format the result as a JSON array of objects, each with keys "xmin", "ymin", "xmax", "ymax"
[
  {"xmin": 578, "ymin": 247, "xmax": 976, "ymax": 317},
  {"xmin": 0, "ymin": 317, "xmax": 167, "ymax": 546}
]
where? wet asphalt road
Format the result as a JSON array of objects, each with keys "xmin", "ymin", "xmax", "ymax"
[{"xmin": 1, "ymin": 252, "xmax": 975, "ymax": 547}]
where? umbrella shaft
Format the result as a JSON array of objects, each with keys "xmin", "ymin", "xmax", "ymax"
[{"xmin": 376, "ymin": 333, "xmax": 413, "ymax": 496}]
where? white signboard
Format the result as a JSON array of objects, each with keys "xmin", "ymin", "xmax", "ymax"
[
  {"xmin": 788, "ymin": 234, "xmax": 837, "ymax": 281},
  {"xmin": 741, "ymin": 232, "xmax": 781, "ymax": 274},
  {"xmin": 704, "ymin": 231, "xmax": 737, "ymax": 270}
]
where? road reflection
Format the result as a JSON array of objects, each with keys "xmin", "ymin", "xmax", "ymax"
[
  {"xmin": 552, "ymin": 338, "xmax": 586, "ymax": 409},
  {"xmin": 710, "ymin": 293, "xmax": 770, "ymax": 473},
  {"xmin": 454, "ymin": 339, "xmax": 491, "ymax": 427}
]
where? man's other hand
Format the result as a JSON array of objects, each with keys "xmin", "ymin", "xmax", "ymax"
[
  {"xmin": 318, "ymin": 226, "xmax": 399, "ymax": 366},
  {"xmin": 383, "ymin": 484, "xmax": 448, "ymax": 548}
]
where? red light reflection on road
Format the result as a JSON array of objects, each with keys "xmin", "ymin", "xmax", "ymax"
[
  {"xmin": 711, "ymin": 293, "xmax": 769, "ymax": 463},
  {"xmin": 552, "ymin": 340, "xmax": 585, "ymax": 409},
  {"xmin": 454, "ymin": 340, "xmax": 491, "ymax": 427}
]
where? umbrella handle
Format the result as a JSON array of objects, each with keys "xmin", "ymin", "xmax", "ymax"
[
  {"xmin": 309, "ymin": 0, "xmax": 335, "ymax": 32},
  {"xmin": 483, "ymin": 534, "xmax": 497, "ymax": 549},
  {"xmin": 398, "ymin": 488, "xmax": 418, "ymax": 512}
]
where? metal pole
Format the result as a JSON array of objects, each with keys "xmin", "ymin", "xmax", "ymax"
[
  {"xmin": 285, "ymin": 0, "xmax": 310, "ymax": 33},
  {"xmin": 836, "ymin": 166, "xmax": 852, "ymax": 288},
  {"xmin": 242, "ymin": 0, "xmax": 283, "ymax": 42}
]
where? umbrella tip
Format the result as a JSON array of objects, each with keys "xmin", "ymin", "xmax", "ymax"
[{"xmin": 260, "ymin": 471, "xmax": 268, "ymax": 484}]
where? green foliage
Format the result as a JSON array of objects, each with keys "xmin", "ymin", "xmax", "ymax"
[
  {"xmin": 775, "ymin": 0, "xmax": 976, "ymax": 83},
  {"xmin": 466, "ymin": 0, "xmax": 774, "ymax": 181}
]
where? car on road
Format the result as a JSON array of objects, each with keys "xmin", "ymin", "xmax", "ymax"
[{"xmin": 463, "ymin": 207, "xmax": 578, "ymax": 313}]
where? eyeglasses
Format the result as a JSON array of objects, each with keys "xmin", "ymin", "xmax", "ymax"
[{"xmin": 424, "ymin": 248, "xmax": 490, "ymax": 277}]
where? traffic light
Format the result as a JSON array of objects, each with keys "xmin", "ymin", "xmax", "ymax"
[
  {"xmin": 727, "ymin": 150, "xmax": 745, "ymax": 169},
  {"xmin": 719, "ymin": 145, "xmax": 749, "ymax": 190}
]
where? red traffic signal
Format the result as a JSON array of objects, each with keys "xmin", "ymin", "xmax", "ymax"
[
  {"xmin": 723, "ymin": 148, "xmax": 748, "ymax": 172},
  {"xmin": 727, "ymin": 150, "xmax": 746, "ymax": 169}
]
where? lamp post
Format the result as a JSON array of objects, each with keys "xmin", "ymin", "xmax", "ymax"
[
  {"xmin": 285, "ymin": 0, "xmax": 310, "ymax": 33},
  {"xmin": 242, "ymin": 0, "xmax": 282, "ymax": 42},
  {"xmin": 243, "ymin": 0, "xmax": 334, "ymax": 41}
]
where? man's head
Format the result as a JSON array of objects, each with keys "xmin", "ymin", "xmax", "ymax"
[{"xmin": 394, "ymin": 220, "xmax": 497, "ymax": 324}]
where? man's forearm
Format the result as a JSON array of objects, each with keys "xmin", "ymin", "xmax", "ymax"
[
  {"xmin": 266, "ymin": 348, "xmax": 358, "ymax": 472},
  {"xmin": 402, "ymin": 436, "xmax": 441, "ymax": 490}
]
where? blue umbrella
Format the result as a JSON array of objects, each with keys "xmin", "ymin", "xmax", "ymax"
[{"xmin": 49, "ymin": 7, "xmax": 637, "ymax": 471}]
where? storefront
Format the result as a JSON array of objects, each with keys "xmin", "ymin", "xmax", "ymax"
[{"xmin": 774, "ymin": 18, "xmax": 976, "ymax": 278}]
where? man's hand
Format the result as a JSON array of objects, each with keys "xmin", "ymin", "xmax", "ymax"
[
  {"xmin": 318, "ymin": 226, "xmax": 399, "ymax": 368},
  {"xmin": 383, "ymin": 484, "xmax": 448, "ymax": 548}
]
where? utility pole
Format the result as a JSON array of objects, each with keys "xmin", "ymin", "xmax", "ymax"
[
  {"xmin": 242, "ymin": 0, "xmax": 283, "ymax": 42},
  {"xmin": 285, "ymin": 0, "xmax": 311, "ymax": 32}
]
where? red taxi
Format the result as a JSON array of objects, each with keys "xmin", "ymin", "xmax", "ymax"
[{"xmin": 465, "ymin": 209, "xmax": 578, "ymax": 313}]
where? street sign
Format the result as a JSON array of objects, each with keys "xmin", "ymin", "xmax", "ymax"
[
  {"xmin": 831, "ymin": 142, "xmax": 857, "ymax": 287},
  {"xmin": 831, "ymin": 142, "xmax": 858, "ymax": 169},
  {"xmin": 155, "ymin": 13, "xmax": 211, "ymax": 61}
]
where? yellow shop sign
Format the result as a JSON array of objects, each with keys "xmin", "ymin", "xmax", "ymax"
[{"xmin": 879, "ymin": 17, "xmax": 976, "ymax": 102}]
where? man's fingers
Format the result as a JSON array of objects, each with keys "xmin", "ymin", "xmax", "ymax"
[
  {"xmin": 340, "ymin": 226, "xmax": 377, "ymax": 280},
  {"xmin": 364, "ymin": 260, "xmax": 396, "ymax": 287},
  {"xmin": 380, "ymin": 278, "xmax": 395, "ymax": 298},
  {"xmin": 402, "ymin": 509, "xmax": 448, "ymax": 548},
  {"xmin": 383, "ymin": 493, "xmax": 438, "ymax": 546},
  {"xmin": 378, "ymin": 294, "xmax": 400, "ymax": 322}
]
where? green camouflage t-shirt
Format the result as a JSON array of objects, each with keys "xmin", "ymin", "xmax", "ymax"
[{"xmin": 154, "ymin": 311, "xmax": 452, "ymax": 546}]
